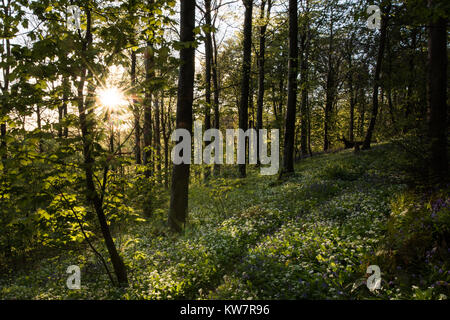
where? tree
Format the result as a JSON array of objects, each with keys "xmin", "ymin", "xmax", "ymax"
[
  {"xmin": 143, "ymin": 0, "xmax": 156, "ymax": 216},
  {"xmin": 212, "ymin": 27, "xmax": 221, "ymax": 176},
  {"xmin": 238, "ymin": 0, "xmax": 253, "ymax": 178},
  {"xmin": 75, "ymin": 7, "xmax": 128, "ymax": 287},
  {"xmin": 204, "ymin": 0, "xmax": 213, "ymax": 133},
  {"xmin": 203, "ymin": 0, "xmax": 213, "ymax": 179},
  {"xmin": 362, "ymin": 2, "xmax": 391, "ymax": 150},
  {"xmin": 323, "ymin": 3, "xmax": 339, "ymax": 152},
  {"xmin": 0, "ymin": 0, "xmax": 14, "ymax": 164},
  {"xmin": 427, "ymin": 0, "xmax": 448, "ymax": 183},
  {"xmin": 131, "ymin": 50, "xmax": 142, "ymax": 164},
  {"xmin": 281, "ymin": 0, "xmax": 298, "ymax": 175},
  {"xmin": 345, "ymin": 33, "xmax": 356, "ymax": 142},
  {"xmin": 168, "ymin": 0, "xmax": 196, "ymax": 232},
  {"xmin": 154, "ymin": 91, "xmax": 162, "ymax": 178},
  {"xmin": 299, "ymin": 0, "xmax": 311, "ymax": 156},
  {"xmin": 256, "ymin": 0, "xmax": 272, "ymax": 164}
]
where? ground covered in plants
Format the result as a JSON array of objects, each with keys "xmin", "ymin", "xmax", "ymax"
[{"xmin": 1, "ymin": 143, "xmax": 449, "ymax": 300}]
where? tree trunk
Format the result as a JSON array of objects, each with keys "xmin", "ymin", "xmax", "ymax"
[
  {"xmin": 299, "ymin": 1, "xmax": 310, "ymax": 156},
  {"xmin": 36, "ymin": 105, "xmax": 43, "ymax": 152},
  {"xmin": 324, "ymin": 16, "xmax": 335, "ymax": 152},
  {"xmin": 131, "ymin": 50, "xmax": 142, "ymax": 164},
  {"xmin": 143, "ymin": 42, "xmax": 154, "ymax": 171},
  {"xmin": 427, "ymin": 0, "xmax": 448, "ymax": 183},
  {"xmin": 58, "ymin": 77, "xmax": 68, "ymax": 139},
  {"xmin": 238, "ymin": 0, "xmax": 253, "ymax": 178},
  {"xmin": 1, "ymin": 37, "xmax": 10, "ymax": 162},
  {"xmin": 348, "ymin": 60, "xmax": 356, "ymax": 142},
  {"xmin": 204, "ymin": 0, "xmax": 212, "ymax": 132},
  {"xmin": 142, "ymin": 35, "xmax": 154, "ymax": 216},
  {"xmin": 256, "ymin": 0, "xmax": 272, "ymax": 165},
  {"xmin": 359, "ymin": 87, "xmax": 366, "ymax": 137},
  {"xmin": 204, "ymin": 0, "xmax": 213, "ymax": 179},
  {"xmin": 161, "ymin": 94, "xmax": 171, "ymax": 188},
  {"xmin": 143, "ymin": 0, "xmax": 156, "ymax": 185},
  {"xmin": 307, "ymin": 92, "xmax": 312, "ymax": 156},
  {"xmin": 281, "ymin": 0, "xmax": 298, "ymax": 175},
  {"xmin": 404, "ymin": 28, "xmax": 417, "ymax": 132},
  {"xmin": 386, "ymin": 31, "xmax": 397, "ymax": 130},
  {"xmin": 155, "ymin": 91, "xmax": 161, "ymax": 177},
  {"xmin": 212, "ymin": 31, "xmax": 221, "ymax": 176},
  {"xmin": 76, "ymin": 9, "xmax": 127, "ymax": 287},
  {"xmin": 168, "ymin": 0, "xmax": 196, "ymax": 232},
  {"xmin": 362, "ymin": 3, "xmax": 391, "ymax": 150}
]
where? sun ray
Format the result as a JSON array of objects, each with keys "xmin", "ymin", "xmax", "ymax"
[{"xmin": 97, "ymin": 86, "xmax": 129, "ymax": 114}]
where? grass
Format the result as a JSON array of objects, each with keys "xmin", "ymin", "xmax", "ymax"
[{"xmin": 1, "ymin": 143, "xmax": 448, "ymax": 300}]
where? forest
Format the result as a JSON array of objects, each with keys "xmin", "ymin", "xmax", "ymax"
[{"xmin": 0, "ymin": 0, "xmax": 449, "ymax": 301}]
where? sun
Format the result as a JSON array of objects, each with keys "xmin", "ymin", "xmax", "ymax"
[{"xmin": 97, "ymin": 86, "xmax": 128, "ymax": 113}]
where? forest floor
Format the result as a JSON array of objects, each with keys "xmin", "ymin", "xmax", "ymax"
[{"xmin": 1, "ymin": 143, "xmax": 449, "ymax": 299}]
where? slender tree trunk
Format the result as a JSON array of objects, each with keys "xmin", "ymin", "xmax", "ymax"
[
  {"xmin": 143, "ymin": 42, "xmax": 154, "ymax": 170},
  {"xmin": 299, "ymin": 2, "xmax": 310, "ymax": 156},
  {"xmin": 386, "ymin": 32, "xmax": 397, "ymax": 130},
  {"xmin": 387, "ymin": 87, "xmax": 396, "ymax": 126},
  {"xmin": 324, "ymin": 71, "xmax": 334, "ymax": 151},
  {"xmin": 349, "ymin": 95, "xmax": 355, "ymax": 142},
  {"xmin": 63, "ymin": 102, "xmax": 68, "ymax": 138},
  {"xmin": 362, "ymin": 3, "xmax": 391, "ymax": 149},
  {"xmin": 76, "ymin": 9, "xmax": 127, "ymax": 286},
  {"xmin": 256, "ymin": 0, "xmax": 266, "ymax": 163},
  {"xmin": 155, "ymin": 91, "xmax": 161, "ymax": 177},
  {"xmin": 404, "ymin": 28, "xmax": 417, "ymax": 131},
  {"xmin": 168, "ymin": 0, "xmax": 196, "ymax": 232},
  {"xmin": 346, "ymin": 33, "xmax": 356, "ymax": 142},
  {"xmin": 131, "ymin": 50, "xmax": 142, "ymax": 164},
  {"xmin": 256, "ymin": 0, "xmax": 272, "ymax": 165},
  {"xmin": 249, "ymin": 77, "xmax": 254, "ymax": 128},
  {"xmin": 0, "ymin": 121, "xmax": 6, "ymax": 164},
  {"xmin": 348, "ymin": 68, "xmax": 356, "ymax": 142},
  {"xmin": 324, "ymin": 16, "xmax": 335, "ymax": 152},
  {"xmin": 58, "ymin": 78, "xmax": 67, "ymax": 139},
  {"xmin": 281, "ymin": 0, "xmax": 298, "ymax": 175},
  {"xmin": 58, "ymin": 108, "xmax": 63, "ymax": 139},
  {"xmin": 36, "ymin": 105, "xmax": 43, "ymax": 152},
  {"xmin": 1, "ymin": 37, "xmax": 10, "ymax": 162},
  {"xmin": 161, "ymin": 95, "xmax": 171, "ymax": 188},
  {"xmin": 204, "ymin": 0, "xmax": 212, "ymax": 132},
  {"xmin": 307, "ymin": 93, "xmax": 312, "ymax": 156},
  {"xmin": 143, "ymin": 0, "xmax": 156, "ymax": 193},
  {"xmin": 142, "ymin": 35, "xmax": 154, "ymax": 216},
  {"xmin": 359, "ymin": 88, "xmax": 366, "ymax": 138},
  {"xmin": 204, "ymin": 0, "xmax": 213, "ymax": 179},
  {"xmin": 238, "ymin": 0, "xmax": 253, "ymax": 178},
  {"xmin": 427, "ymin": 0, "xmax": 448, "ymax": 182},
  {"xmin": 278, "ymin": 75, "xmax": 285, "ymax": 130},
  {"xmin": 379, "ymin": 87, "xmax": 385, "ymax": 127},
  {"xmin": 212, "ymin": 32, "xmax": 221, "ymax": 176},
  {"xmin": 63, "ymin": 76, "xmax": 69, "ymax": 138}
]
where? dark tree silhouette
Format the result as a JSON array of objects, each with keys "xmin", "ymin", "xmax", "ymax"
[
  {"xmin": 238, "ymin": 0, "xmax": 253, "ymax": 178},
  {"xmin": 362, "ymin": 2, "xmax": 391, "ymax": 150},
  {"xmin": 168, "ymin": 0, "xmax": 196, "ymax": 232},
  {"xmin": 427, "ymin": 0, "xmax": 448, "ymax": 183},
  {"xmin": 281, "ymin": 0, "xmax": 298, "ymax": 174},
  {"xmin": 299, "ymin": 0, "xmax": 311, "ymax": 156},
  {"xmin": 256, "ymin": 0, "xmax": 272, "ymax": 164},
  {"xmin": 131, "ymin": 50, "xmax": 142, "ymax": 165}
]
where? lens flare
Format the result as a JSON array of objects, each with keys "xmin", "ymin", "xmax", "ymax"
[{"xmin": 97, "ymin": 86, "xmax": 128, "ymax": 112}]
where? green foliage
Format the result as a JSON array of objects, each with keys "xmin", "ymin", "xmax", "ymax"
[
  {"xmin": 3, "ymin": 144, "xmax": 447, "ymax": 300},
  {"xmin": 0, "ymin": 0, "xmax": 448, "ymax": 300},
  {"xmin": 372, "ymin": 190, "xmax": 450, "ymax": 299}
]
